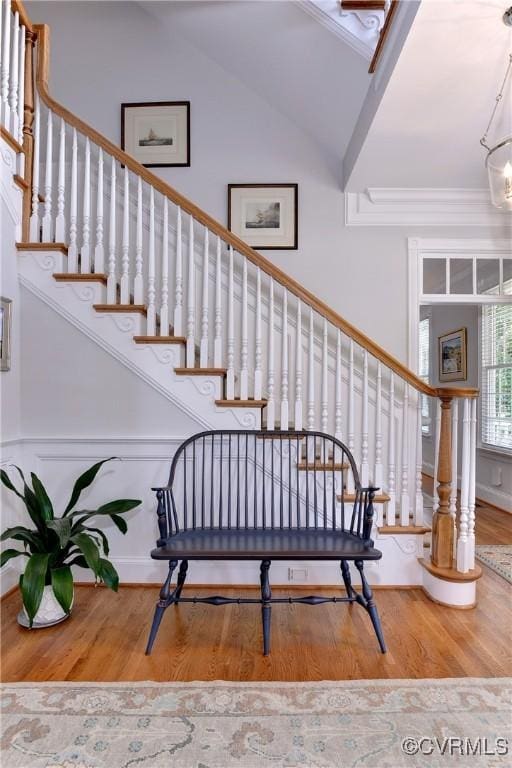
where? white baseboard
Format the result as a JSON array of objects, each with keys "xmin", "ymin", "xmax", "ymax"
[
  {"xmin": 0, "ymin": 563, "xmax": 20, "ymax": 597},
  {"xmin": 475, "ymin": 483, "xmax": 512, "ymax": 514}
]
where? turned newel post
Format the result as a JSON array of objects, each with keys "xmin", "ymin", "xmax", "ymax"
[
  {"xmin": 21, "ymin": 26, "xmax": 36, "ymax": 241},
  {"xmin": 431, "ymin": 394, "xmax": 454, "ymax": 568}
]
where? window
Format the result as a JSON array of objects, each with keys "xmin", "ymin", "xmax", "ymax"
[
  {"xmin": 481, "ymin": 305, "xmax": 512, "ymax": 451},
  {"xmin": 419, "ymin": 316, "xmax": 431, "ymax": 435}
]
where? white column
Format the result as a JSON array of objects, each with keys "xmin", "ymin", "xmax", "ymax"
[
  {"xmin": 16, "ymin": 21, "xmax": 24, "ymax": 145},
  {"xmin": 457, "ymin": 398, "xmax": 471, "ymax": 572},
  {"xmin": 347, "ymin": 339, "xmax": 355, "ymax": 493},
  {"xmin": 200, "ymin": 227, "xmax": 209, "ymax": 366},
  {"xmin": 185, "ymin": 215, "xmax": 195, "ymax": 365},
  {"xmin": 41, "ymin": 109, "xmax": 53, "ymax": 242},
  {"xmin": 133, "ymin": 176, "xmax": 143, "ymax": 304},
  {"xmin": 387, "ymin": 371, "xmax": 396, "ymax": 525},
  {"xmin": 468, "ymin": 397, "xmax": 477, "ymax": 568},
  {"xmin": 307, "ymin": 307, "xmax": 315, "ymax": 433},
  {"xmin": 1, "ymin": 0, "xmax": 11, "ymax": 130},
  {"xmin": 8, "ymin": 10, "xmax": 18, "ymax": 138},
  {"xmin": 374, "ymin": 361, "xmax": 383, "ymax": 491},
  {"xmin": 213, "ymin": 236, "xmax": 222, "ymax": 366},
  {"xmin": 240, "ymin": 259, "xmax": 248, "ymax": 397},
  {"xmin": 361, "ymin": 349, "xmax": 369, "ymax": 486},
  {"xmin": 173, "ymin": 207, "xmax": 183, "ymax": 336},
  {"xmin": 280, "ymin": 287, "xmax": 289, "ymax": 429},
  {"xmin": 414, "ymin": 390, "xmax": 424, "ymax": 526},
  {"xmin": 321, "ymin": 318, "xmax": 328, "ymax": 439},
  {"xmin": 254, "ymin": 267, "xmax": 262, "ymax": 400},
  {"xmin": 106, "ymin": 155, "xmax": 116, "ymax": 304},
  {"xmin": 94, "ymin": 148, "xmax": 104, "ymax": 273},
  {"xmin": 29, "ymin": 94, "xmax": 40, "ymax": 241},
  {"xmin": 400, "ymin": 384, "xmax": 410, "ymax": 526},
  {"xmin": 449, "ymin": 398, "xmax": 459, "ymax": 553},
  {"xmin": 80, "ymin": 137, "xmax": 91, "ymax": 273},
  {"xmin": 147, "ymin": 186, "xmax": 156, "ymax": 334},
  {"xmin": 294, "ymin": 298, "xmax": 303, "ymax": 430},
  {"xmin": 119, "ymin": 166, "xmax": 130, "ymax": 303},
  {"xmin": 54, "ymin": 118, "xmax": 66, "ymax": 243},
  {"xmin": 226, "ymin": 247, "xmax": 235, "ymax": 395},
  {"xmin": 266, "ymin": 277, "xmax": 275, "ymax": 429},
  {"xmin": 334, "ymin": 330, "xmax": 342, "ymax": 458},
  {"xmin": 68, "ymin": 128, "xmax": 78, "ymax": 272},
  {"xmin": 160, "ymin": 197, "xmax": 169, "ymax": 336}
]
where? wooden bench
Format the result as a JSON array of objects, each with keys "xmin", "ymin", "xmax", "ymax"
[{"xmin": 146, "ymin": 429, "xmax": 386, "ymax": 656}]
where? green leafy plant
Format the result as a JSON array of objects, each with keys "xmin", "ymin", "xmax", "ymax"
[{"xmin": 0, "ymin": 459, "xmax": 141, "ymax": 626}]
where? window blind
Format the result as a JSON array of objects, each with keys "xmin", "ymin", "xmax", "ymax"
[
  {"xmin": 419, "ymin": 317, "xmax": 431, "ymax": 435},
  {"xmin": 481, "ymin": 304, "xmax": 512, "ymax": 451}
]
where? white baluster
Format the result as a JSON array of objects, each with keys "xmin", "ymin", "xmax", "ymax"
[
  {"xmin": 160, "ymin": 197, "xmax": 169, "ymax": 336},
  {"xmin": 134, "ymin": 176, "xmax": 143, "ymax": 304},
  {"xmin": 400, "ymin": 384, "xmax": 410, "ymax": 526},
  {"xmin": 239, "ymin": 259, "xmax": 249, "ymax": 397},
  {"xmin": 80, "ymin": 137, "xmax": 91, "ymax": 272},
  {"xmin": 347, "ymin": 339, "xmax": 355, "ymax": 493},
  {"xmin": 41, "ymin": 109, "xmax": 53, "ymax": 242},
  {"xmin": 374, "ymin": 361, "xmax": 383, "ymax": 490},
  {"xmin": 294, "ymin": 298, "xmax": 302, "ymax": 430},
  {"xmin": 414, "ymin": 390, "xmax": 424, "ymax": 526},
  {"xmin": 147, "ymin": 186, "xmax": 156, "ymax": 334},
  {"xmin": 432, "ymin": 399, "xmax": 442, "ymax": 514},
  {"xmin": 457, "ymin": 398, "xmax": 471, "ymax": 572},
  {"xmin": 94, "ymin": 148, "xmax": 104, "ymax": 273},
  {"xmin": 307, "ymin": 307, "xmax": 315, "ymax": 433},
  {"xmin": 8, "ymin": 10, "xmax": 17, "ymax": 139},
  {"xmin": 335, "ymin": 330, "xmax": 342, "ymax": 442},
  {"xmin": 199, "ymin": 227, "xmax": 209, "ymax": 366},
  {"xmin": 120, "ymin": 165, "xmax": 130, "ymax": 302},
  {"xmin": 213, "ymin": 236, "xmax": 222, "ymax": 366},
  {"xmin": 321, "ymin": 318, "xmax": 328, "ymax": 440},
  {"xmin": 16, "ymin": 22, "xmax": 24, "ymax": 145},
  {"xmin": 449, "ymin": 399, "xmax": 459, "ymax": 550},
  {"xmin": 186, "ymin": 215, "xmax": 195, "ymax": 365},
  {"xmin": 173, "ymin": 206, "xmax": 183, "ymax": 336},
  {"xmin": 1, "ymin": 0, "xmax": 11, "ymax": 130},
  {"xmin": 106, "ymin": 155, "xmax": 116, "ymax": 303},
  {"xmin": 226, "ymin": 247, "xmax": 235, "ymax": 396},
  {"xmin": 254, "ymin": 267, "xmax": 262, "ymax": 400},
  {"xmin": 68, "ymin": 127, "xmax": 78, "ymax": 271},
  {"xmin": 29, "ymin": 94, "xmax": 40, "ymax": 241},
  {"xmin": 468, "ymin": 397, "xmax": 477, "ymax": 568},
  {"xmin": 54, "ymin": 118, "xmax": 65, "ymax": 242},
  {"xmin": 280, "ymin": 288, "xmax": 289, "ymax": 429},
  {"xmin": 387, "ymin": 371, "xmax": 396, "ymax": 525},
  {"xmin": 266, "ymin": 277, "xmax": 275, "ymax": 429},
  {"xmin": 361, "ymin": 349, "xmax": 369, "ymax": 486}
]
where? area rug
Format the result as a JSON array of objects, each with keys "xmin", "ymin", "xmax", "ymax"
[
  {"xmin": 475, "ymin": 544, "xmax": 512, "ymax": 583},
  {"xmin": 1, "ymin": 679, "xmax": 511, "ymax": 767}
]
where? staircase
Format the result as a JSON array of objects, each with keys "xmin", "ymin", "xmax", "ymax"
[{"xmin": 1, "ymin": 1, "xmax": 482, "ymax": 604}]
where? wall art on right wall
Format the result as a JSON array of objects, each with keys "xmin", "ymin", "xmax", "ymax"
[{"xmin": 438, "ymin": 327, "xmax": 467, "ymax": 382}]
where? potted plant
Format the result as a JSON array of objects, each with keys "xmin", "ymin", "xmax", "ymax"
[{"xmin": 0, "ymin": 459, "xmax": 141, "ymax": 628}]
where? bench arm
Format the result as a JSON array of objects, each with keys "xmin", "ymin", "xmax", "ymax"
[
  {"xmin": 359, "ymin": 487, "xmax": 379, "ymax": 547},
  {"xmin": 151, "ymin": 487, "xmax": 172, "ymax": 546}
]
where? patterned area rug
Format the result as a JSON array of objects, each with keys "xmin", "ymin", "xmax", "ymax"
[
  {"xmin": 1, "ymin": 679, "xmax": 511, "ymax": 767},
  {"xmin": 475, "ymin": 545, "xmax": 512, "ymax": 583}
]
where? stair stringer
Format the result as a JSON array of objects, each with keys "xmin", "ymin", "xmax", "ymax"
[{"xmin": 17, "ymin": 248, "xmax": 263, "ymax": 431}]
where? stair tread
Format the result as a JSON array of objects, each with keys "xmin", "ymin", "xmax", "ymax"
[
  {"xmin": 378, "ymin": 524, "xmax": 431, "ymax": 534},
  {"xmin": 54, "ymin": 272, "xmax": 107, "ymax": 284},
  {"xmin": 17, "ymin": 242, "xmax": 68, "ymax": 253},
  {"xmin": 94, "ymin": 304, "xmax": 147, "ymax": 315},
  {"xmin": 134, "ymin": 335, "xmax": 186, "ymax": 344},
  {"xmin": 297, "ymin": 462, "xmax": 349, "ymax": 471},
  {"xmin": 1, "ymin": 126, "xmax": 24, "ymax": 154},
  {"xmin": 215, "ymin": 399, "xmax": 267, "ymax": 408},
  {"xmin": 175, "ymin": 367, "xmax": 227, "ymax": 376},
  {"xmin": 337, "ymin": 492, "xmax": 391, "ymax": 503}
]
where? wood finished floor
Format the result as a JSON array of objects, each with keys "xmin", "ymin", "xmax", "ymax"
[{"xmin": 1, "ymin": 498, "xmax": 510, "ymax": 683}]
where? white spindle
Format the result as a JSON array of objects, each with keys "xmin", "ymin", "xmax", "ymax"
[
  {"xmin": 94, "ymin": 148, "xmax": 104, "ymax": 273},
  {"xmin": 432, "ymin": 399, "xmax": 442, "ymax": 514},
  {"xmin": 160, "ymin": 197, "xmax": 169, "ymax": 336},
  {"xmin": 294, "ymin": 298, "xmax": 302, "ymax": 430},
  {"xmin": 54, "ymin": 118, "xmax": 65, "ymax": 242},
  {"xmin": 106, "ymin": 155, "xmax": 116, "ymax": 303},
  {"xmin": 457, "ymin": 398, "xmax": 471, "ymax": 572},
  {"xmin": 400, "ymin": 384, "xmax": 410, "ymax": 526},
  {"xmin": 347, "ymin": 339, "xmax": 355, "ymax": 493},
  {"xmin": 321, "ymin": 318, "xmax": 328, "ymax": 440},
  {"xmin": 8, "ymin": 10, "xmax": 17, "ymax": 138},
  {"xmin": 266, "ymin": 278, "xmax": 275, "ymax": 429},
  {"xmin": 387, "ymin": 371, "xmax": 396, "ymax": 525},
  {"xmin": 213, "ymin": 236, "xmax": 222, "ymax": 366},
  {"xmin": 185, "ymin": 216, "xmax": 195, "ymax": 364},
  {"xmin": 280, "ymin": 288, "xmax": 289, "ymax": 429},
  {"xmin": 468, "ymin": 397, "xmax": 477, "ymax": 568},
  {"xmin": 254, "ymin": 267, "xmax": 262, "ymax": 400},
  {"xmin": 449, "ymin": 399, "xmax": 459, "ymax": 540},
  {"xmin": 240, "ymin": 259, "xmax": 249, "ymax": 397},
  {"xmin": 134, "ymin": 176, "xmax": 143, "ymax": 304},
  {"xmin": 41, "ymin": 109, "xmax": 53, "ymax": 242},
  {"xmin": 307, "ymin": 307, "xmax": 315, "ymax": 433},
  {"xmin": 120, "ymin": 166, "xmax": 130, "ymax": 302},
  {"xmin": 374, "ymin": 361, "xmax": 383, "ymax": 490},
  {"xmin": 173, "ymin": 207, "xmax": 183, "ymax": 336},
  {"xmin": 16, "ymin": 21, "xmax": 24, "ymax": 145},
  {"xmin": 147, "ymin": 186, "xmax": 156, "ymax": 334},
  {"xmin": 199, "ymin": 227, "xmax": 209, "ymax": 366},
  {"xmin": 1, "ymin": 0, "xmax": 11, "ymax": 130},
  {"xmin": 68, "ymin": 127, "xmax": 78, "ymax": 271},
  {"xmin": 226, "ymin": 247, "xmax": 235, "ymax": 395},
  {"xmin": 80, "ymin": 137, "xmax": 91, "ymax": 272},
  {"xmin": 335, "ymin": 330, "xmax": 342, "ymax": 443},
  {"xmin": 414, "ymin": 391, "xmax": 424, "ymax": 526},
  {"xmin": 361, "ymin": 349, "xmax": 369, "ymax": 486},
  {"xmin": 29, "ymin": 94, "xmax": 40, "ymax": 240}
]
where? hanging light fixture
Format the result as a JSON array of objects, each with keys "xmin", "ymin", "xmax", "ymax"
[{"xmin": 480, "ymin": 8, "xmax": 512, "ymax": 210}]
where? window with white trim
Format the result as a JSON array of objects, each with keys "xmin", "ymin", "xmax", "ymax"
[
  {"xmin": 481, "ymin": 304, "xmax": 512, "ymax": 451},
  {"xmin": 419, "ymin": 316, "xmax": 431, "ymax": 435}
]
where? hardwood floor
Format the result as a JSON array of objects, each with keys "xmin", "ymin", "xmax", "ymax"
[{"xmin": 1, "ymin": 497, "xmax": 510, "ymax": 683}]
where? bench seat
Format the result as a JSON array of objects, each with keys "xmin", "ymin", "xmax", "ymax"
[{"xmin": 151, "ymin": 528, "xmax": 381, "ymax": 561}]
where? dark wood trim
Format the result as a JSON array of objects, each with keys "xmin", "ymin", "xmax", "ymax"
[
  {"xmin": 227, "ymin": 183, "xmax": 298, "ymax": 250},
  {"xmin": 369, "ymin": 0, "xmax": 399, "ymax": 74},
  {"xmin": 13, "ymin": 174, "xmax": 29, "ymax": 191},
  {"xmin": 341, "ymin": 1, "xmax": 386, "ymax": 10},
  {"xmin": 121, "ymin": 101, "xmax": 190, "ymax": 168},
  {"xmin": 0, "ymin": 126, "xmax": 24, "ymax": 154}
]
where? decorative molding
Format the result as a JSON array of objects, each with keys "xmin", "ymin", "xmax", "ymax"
[
  {"xmin": 345, "ymin": 188, "xmax": 512, "ymax": 227},
  {"xmin": 295, "ymin": 1, "xmax": 380, "ymax": 60}
]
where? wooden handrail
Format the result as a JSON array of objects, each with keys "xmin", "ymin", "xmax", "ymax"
[
  {"xmin": 31, "ymin": 22, "xmax": 477, "ymax": 401},
  {"xmin": 12, "ymin": 0, "xmax": 33, "ymax": 33}
]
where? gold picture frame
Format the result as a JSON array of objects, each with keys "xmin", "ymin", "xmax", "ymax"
[{"xmin": 438, "ymin": 327, "xmax": 467, "ymax": 382}]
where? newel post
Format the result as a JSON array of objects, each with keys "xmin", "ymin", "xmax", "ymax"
[
  {"xmin": 431, "ymin": 394, "xmax": 454, "ymax": 568},
  {"xmin": 21, "ymin": 26, "xmax": 36, "ymax": 241}
]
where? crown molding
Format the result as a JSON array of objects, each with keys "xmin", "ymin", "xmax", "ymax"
[
  {"xmin": 345, "ymin": 188, "xmax": 512, "ymax": 226},
  {"xmin": 295, "ymin": 1, "xmax": 378, "ymax": 60}
]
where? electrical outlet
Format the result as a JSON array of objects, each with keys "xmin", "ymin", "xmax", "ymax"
[{"xmin": 288, "ymin": 567, "xmax": 308, "ymax": 581}]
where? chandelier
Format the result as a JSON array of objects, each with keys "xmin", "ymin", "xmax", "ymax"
[{"xmin": 480, "ymin": 7, "xmax": 512, "ymax": 209}]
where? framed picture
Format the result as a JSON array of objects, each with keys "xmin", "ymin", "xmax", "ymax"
[
  {"xmin": 0, "ymin": 297, "xmax": 12, "ymax": 372},
  {"xmin": 228, "ymin": 184, "xmax": 298, "ymax": 250},
  {"xmin": 438, "ymin": 327, "xmax": 467, "ymax": 382},
  {"xmin": 121, "ymin": 101, "xmax": 190, "ymax": 167}
]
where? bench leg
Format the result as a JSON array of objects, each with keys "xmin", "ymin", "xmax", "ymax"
[
  {"xmin": 260, "ymin": 559, "xmax": 272, "ymax": 656},
  {"xmin": 354, "ymin": 559, "xmax": 387, "ymax": 654},
  {"xmin": 174, "ymin": 559, "xmax": 189, "ymax": 602},
  {"xmin": 145, "ymin": 559, "xmax": 178, "ymax": 655},
  {"xmin": 340, "ymin": 560, "xmax": 356, "ymax": 600}
]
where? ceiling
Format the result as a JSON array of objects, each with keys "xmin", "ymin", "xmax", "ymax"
[{"xmin": 347, "ymin": 0, "xmax": 512, "ymax": 190}]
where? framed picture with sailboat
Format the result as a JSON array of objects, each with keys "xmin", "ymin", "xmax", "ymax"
[{"xmin": 121, "ymin": 101, "xmax": 190, "ymax": 167}]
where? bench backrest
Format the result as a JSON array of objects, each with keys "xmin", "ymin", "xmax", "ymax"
[{"xmin": 155, "ymin": 430, "xmax": 376, "ymax": 542}]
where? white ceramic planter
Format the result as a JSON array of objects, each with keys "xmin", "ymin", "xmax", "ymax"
[{"xmin": 18, "ymin": 585, "xmax": 73, "ymax": 628}]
